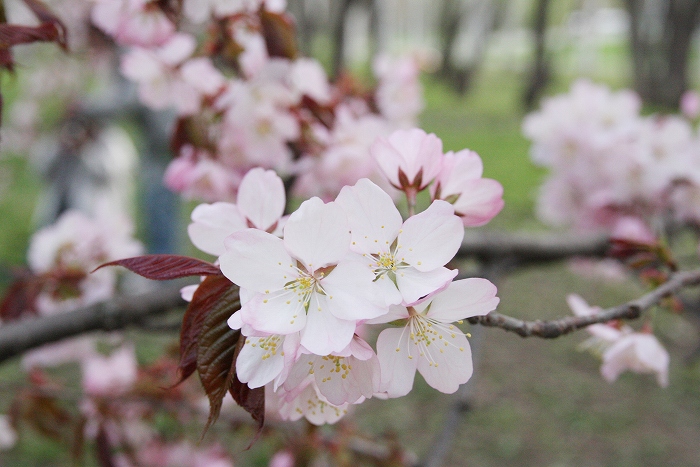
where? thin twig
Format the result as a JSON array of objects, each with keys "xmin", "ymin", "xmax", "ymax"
[{"xmin": 468, "ymin": 268, "xmax": 700, "ymax": 337}]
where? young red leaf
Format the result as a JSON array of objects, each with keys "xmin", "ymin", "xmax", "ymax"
[
  {"xmin": 193, "ymin": 279, "xmax": 242, "ymax": 434},
  {"xmin": 0, "ymin": 273, "xmax": 40, "ymax": 321},
  {"xmin": 177, "ymin": 274, "xmax": 238, "ymax": 384},
  {"xmin": 229, "ymin": 373, "xmax": 265, "ymax": 447},
  {"xmin": 260, "ymin": 10, "xmax": 298, "ymax": 59},
  {"xmin": 96, "ymin": 254, "xmax": 220, "ymax": 280}
]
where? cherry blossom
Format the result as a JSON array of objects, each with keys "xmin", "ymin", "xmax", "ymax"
[
  {"xmin": 273, "ymin": 380, "xmax": 351, "ymax": 425},
  {"xmin": 220, "ymin": 197, "xmax": 386, "ymax": 355},
  {"xmin": 431, "ymin": 149, "xmax": 504, "ymax": 226},
  {"xmin": 81, "ymin": 344, "xmax": 138, "ymax": 396},
  {"xmin": 27, "ymin": 209, "xmax": 143, "ymax": 315},
  {"xmin": 370, "ymin": 128, "xmax": 443, "ymax": 194},
  {"xmin": 284, "ymin": 335, "xmax": 381, "ymax": 405},
  {"xmin": 92, "ymin": 0, "xmax": 175, "ymax": 47},
  {"xmin": 567, "ymin": 294, "xmax": 669, "ymax": 387},
  {"xmin": 235, "ymin": 331, "xmax": 301, "ymax": 390},
  {"xmin": 188, "ymin": 167, "xmax": 286, "ymax": 256},
  {"xmin": 163, "ymin": 146, "xmax": 243, "ymax": 202},
  {"xmin": 376, "ymin": 278, "xmax": 499, "ymax": 398},
  {"xmin": 373, "ymin": 54, "xmax": 423, "ymax": 128},
  {"xmin": 336, "ymin": 178, "xmax": 464, "ymax": 305},
  {"xmin": 601, "ymin": 332, "xmax": 670, "ymax": 387}
]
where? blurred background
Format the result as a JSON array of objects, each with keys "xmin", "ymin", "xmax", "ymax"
[{"xmin": 1, "ymin": 1, "xmax": 700, "ymax": 466}]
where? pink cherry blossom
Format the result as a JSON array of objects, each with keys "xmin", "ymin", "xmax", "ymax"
[
  {"xmin": 370, "ymin": 128, "xmax": 443, "ymax": 193},
  {"xmin": 376, "ymin": 278, "xmax": 499, "ymax": 398},
  {"xmin": 27, "ymin": 209, "xmax": 143, "ymax": 315},
  {"xmin": 220, "ymin": 198, "xmax": 387, "ymax": 355},
  {"xmin": 680, "ymin": 90, "xmax": 700, "ymax": 119},
  {"xmin": 336, "ymin": 178, "xmax": 464, "ymax": 304},
  {"xmin": 163, "ymin": 146, "xmax": 243, "ymax": 202},
  {"xmin": 274, "ymin": 380, "xmax": 351, "ymax": 425},
  {"xmin": 431, "ymin": 149, "xmax": 504, "ymax": 226},
  {"xmin": 284, "ymin": 335, "xmax": 380, "ymax": 405},
  {"xmin": 601, "ymin": 332, "xmax": 670, "ymax": 387},
  {"xmin": 373, "ymin": 54, "xmax": 423, "ymax": 127},
  {"xmin": 188, "ymin": 167, "xmax": 286, "ymax": 256},
  {"xmin": 234, "ymin": 332, "xmax": 301, "ymax": 389},
  {"xmin": 292, "ymin": 106, "xmax": 392, "ymax": 200},
  {"xmin": 92, "ymin": 0, "xmax": 175, "ymax": 47},
  {"xmin": 81, "ymin": 345, "xmax": 138, "ymax": 396}
]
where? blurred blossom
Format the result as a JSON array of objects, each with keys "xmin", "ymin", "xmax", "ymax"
[
  {"xmin": 0, "ymin": 415, "xmax": 18, "ymax": 451},
  {"xmin": 680, "ymin": 90, "xmax": 700, "ymax": 119},
  {"xmin": 82, "ymin": 344, "xmax": 138, "ymax": 396}
]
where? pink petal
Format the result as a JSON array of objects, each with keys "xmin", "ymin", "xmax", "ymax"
[
  {"xmin": 236, "ymin": 335, "xmax": 286, "ymax": 388},
  {"xmin": 453, "ymin": 178, "xmax": 504, "ymax": 227},
  {"xmin": 188, "ymin": 202, "xmax": 246, "ymax": 256},
  {"xmin": 239, "ymin": 292, "xmax": 307, "ymax": 335},
  {"xmin": 283, "ymin": 198, "xmax": 350, "ymax": 270},
  {"xmin": 335, "ymin": 178, "xmax": 402, "ymax": 254},
  {"xmin": 416, "ymin": 331, "xmax": 473, "ymax": 394},
  {"xmin": 376, "ymin": 327, "xmax": 417, "ymax": 398},
  {"xmin": 397, "ymin": 200, "xmax": 464, "ymax": 271},
  {"xmin": 320, "ymin": 256, "xmax": 389, "ymax": 321},
  {"xmin": 220, "ymin": 229, "xmax": 293, "ymax": 293},
  {"xmin": 300, "ymin": 294, "xmax": 356, "ymax": 355},
  {"xmin": 395, "ymin": 266, "xmax": 457, "ymax": 305},
  {"xmin": 237, "ymin": 168, "xmax": 286, "ymax": 232},
  {"xmin": 423, "ymin": 278, "xmax": 499, "ymax": 322}
]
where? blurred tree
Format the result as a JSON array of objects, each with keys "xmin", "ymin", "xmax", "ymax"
[
  {"xmin": 624, "ymin": 0, "xmax": 700, "ymax": 108},
  {"xmin": 522, "ymin": 0, "xmax": 551, "ymax": 110}
]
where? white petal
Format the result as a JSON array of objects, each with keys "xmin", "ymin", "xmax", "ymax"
[
  {"xmin": 300, "ymin": 294, "xmax": 355, "ymax": 355},
  {"xmin": 335, "ymin": 179, "xmax": 402, "ymax": 254},
  {"xmin": 416, "ymin": 329, "xmax": 473, "ymax": 394},
  {"xmin": 395, "ymin": 266, "xmax": 457, "ymax": 305},
  {"xmin": 376, "ymin": 327, "xmax": 417, "ymax": 398},
  {"xmin": 320, "ymin": 257, "xmax": 389, "ymax": 321},
  {"xmin": 220, "ymin": 229, "xmax": 293, "ymax": 293},
  {"xmin": 397, "ymin": 200, "xmax": 464, "ymax": 271},
  {"xmin": 188, "ymin": 202, "xmax": 247, "ymax": 256},
  {"xmin": 283, "ymin": 198, "xmax": 350, "ymax": 270},
  {"xmin": 424, "ymin": 278, "xmax": 499, "ymax": 322},
  {"xmin": 237, "ymin": 168, "xmax": 286, "ymax": 232},
  {"xmin": 236, "ymin": 335, "xmax": 286, "ymax": 388},
  {"xmin": 239, "ymin": 292, "xmax": 307, "ymax": 335}
]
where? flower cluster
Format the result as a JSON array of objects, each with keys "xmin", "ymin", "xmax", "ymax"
[
  {"xmin": 89, "ymin": 0, "xmax": 424, "ymax": 203},
  {"xmin": 524, "ymin": 79, "xmax": 700, "ymax": 238},
  {"xmin": 186, "ymin": 129, "xmax": 502, "ymax": 424},
  {"xmin": 20, "ymin": 210, "xmax": 143, "ymax": 368}
]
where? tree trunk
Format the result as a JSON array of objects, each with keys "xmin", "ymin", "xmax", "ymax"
[
  {"xmin": 523, "ymin": 0, "xmax": 551, "ymax": 110},
  {"xmin": 625, "ymin": 0, "xmax": 700, "ymax": 108}
]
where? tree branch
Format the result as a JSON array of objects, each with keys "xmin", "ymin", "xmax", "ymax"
[
  {"xmin": 468, "ymin": 268, "xmax": 700, "ymax": 338},
  {"xmin": 458, "ymin": 231, "xmax": 609, "ymax": 265},
  {"xmin": 0, "ymin": 282, "xmax": 186, "ymax": 364}
]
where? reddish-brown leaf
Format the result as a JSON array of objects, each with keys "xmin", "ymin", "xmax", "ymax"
[
  {"xmin": 177, "ymin": 274, "xmax": 237, "ymax": 384},
  {"xmin": 0, "ymin": 272, "xmax": 41, "ymax": 321},
  {"xmin": 96, "ymin": 254, "xmax": 220, "ymax": 280},
  {"xmin": 229, "ymin": 373, "xmax": 265, "ymax": 447},
  {"xmin": 22, "ymin": 0, "xmax": 67, "ymax": 49},
  {"xmin": 196, "ymin": 280, "xmax": 242, "ymax": 435},
  {"xmin": 260, "ymin": 9, "xmax": 297, "ymax": 59}
]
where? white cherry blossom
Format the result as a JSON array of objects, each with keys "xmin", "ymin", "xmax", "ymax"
[
  {"xmin": 220, "ymin": 198, "xmax": 386, "ymax": 355},
  {"xmin": 188, "ymin": 167, "xmax": 286, "ymax": 256},
  {"xmin": 376, "ymin": 278, "xmax": 499, "ymax": 398},
  {"xmin": 336, "ymin": 178, "xmax": 464, "ymax": 305}
]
